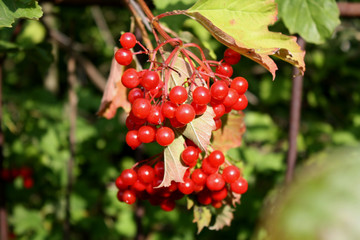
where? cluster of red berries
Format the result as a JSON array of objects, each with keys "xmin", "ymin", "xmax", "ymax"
[
  {"xmin": 1, "ymin": 167, "xmax": 34, "ymax": 189},
  {"xmin": 114, "ymin": 32, "xmax": 248, "ymax": 210},
  {"xmin": 115, "ymin": 145, "xmax": 247, "ymax": 210}
]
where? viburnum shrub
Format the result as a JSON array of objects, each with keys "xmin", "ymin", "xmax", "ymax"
[{"xmin": 98, "ymin": 0, "xmax": 305, "ymax": 232}]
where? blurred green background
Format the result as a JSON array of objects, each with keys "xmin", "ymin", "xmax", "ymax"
[{"xmin": 1, "ymin": 0, "xmax": 360, "ymax": 239}]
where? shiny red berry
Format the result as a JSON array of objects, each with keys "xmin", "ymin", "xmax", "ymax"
[
  {"xmin": 156, "ymin": 127, "xmax": 175, "ymax": 146},
  {"xmin": 115, "ymin": 48, "xmax": 132, "ymax": 66},
  {"xmin": 120, "ymin": 32, "xmax": 137, "ymax": 49}
]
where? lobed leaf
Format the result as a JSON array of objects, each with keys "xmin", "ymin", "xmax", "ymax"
[
  {"xmin": 0, "ymin": 0, "xmax": 43, "ymax": 28},
  {"xmin": 212, "ymin": 112, "xmax": 246, "ymax": 153},
  {"xmin": 181, "ymin": 106, "xmax": 215, "ymax": 152},
  {"xmin": 186, "ymin": 0, "xmax": 305, "ymax": 79},
  {"xmin": 193, "ymin": 205, "xmax": 212, "ymax": 234},
  {"xmin": 158, "ymin": 133, "xmax": 188, "ymax": 187},
  {"xmin": 209, "ymin": 205, "xmax": 234, "ymax": 231},
  {"xmin": 276, "ymin": 0, "xmax": 340, "ymax": 44}
]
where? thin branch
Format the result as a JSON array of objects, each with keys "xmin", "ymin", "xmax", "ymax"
[
  {"xmin": 90, "ymin": 6, "xmax": 116, "ymax": 46},
  {"xmin": 338, "ymin": 2, "xmax": 360, "ymax": 17},
  {"xmin": 286, "ymin": 37, "xmax": 306, "ymax": 184}
]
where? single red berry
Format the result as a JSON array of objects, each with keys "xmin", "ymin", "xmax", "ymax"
[
  {"xmin": 191, "ymin": 102, "xmax": 207, "ymax": 115},
  {"xmin": 121, "ymin": 68, "xmax": 139, "ymax": 88},
  {"xmin": 141, "ymin": 70, "xmax": 160, "ymax": 90},
  {"xmin": 211, "ymin": 200, "xmax": 223, "ymax": 208},
  {"xmin": 120, "ymin": 32, "xmax": 137, "ymax": 49},
  {"xmin": 169, "ymin": 86, "xmax": 188, "ymax": 104},
  {"xmin": 122, "ymin": 189, "xmax": 137, "ymax": 204},
  {"xmin": 128, "ymin": 112, "xmax": 147, "ymax": 125},
  {"xmin": 211, "ymin": 103, "xmax": 225, "ymax": 120},
  {"xmin": 115, "ymin": 176, "xmax": 127, "ymax": 190},
  {"xmin": 191, "ymin": 169, "xmax": 207, "ymax": 186},
  {"xmin": 147, "ymin": 105, "xmax": 164, "ymax": 125},
  {"xmin": 132, "ymin": 98, "xmax": 151, "ymax": 119},
  {"xmin": 222, "ymin": 165, "xmax": 241, "ymax": 183},
  {"xmin": 131, "ymin": 180, "xmax": 147, "ymax": 192},
  {"xmin": 206, "ymin": 173, "xmax": 225, "ymax": 191},
  {"xmin": 197, "ymin": 189, "xmax": 212, "ymax": 205},
  {"xmin": 215, "ymin": 63, "xmax": 233, "ymax": 78},
  {"xmin": 232, "ymin": 94, "xmax": 248, "ymax": 111},
  {"xmin": 117, "ymin": 190, "xmax": 124, "ymax": 202},
  {"xmin": 193, "ymin": 86, "xmax": 211, "ymax": 105},
  {"xmin": 231, "ymin": 177, "xmax": 248, "ymax": 194},
  {"xmin": 156, "ymin": 127, "xmax": 175, "ymax": 146},
  {"xmin": 175, "ymin": 104, "xmax": 195, "ymax": 124},
  {"xmin": 162, "ymin": 101, "xmax": 177, "ymax": 119},
  {"xmin": 150, "ymin": 80, "xmax": 164, "ymax": 98},
  {"xmin": 201, "ymin": 157, "xmax": 218, "ymax": 175},
  {"xmin": 138, "ymin": 125, "xmax": 156, "ymax": 143},
  {"xmin": 160, "ymin": 199, "xmax": 176, "ymax": 211},
  {"xmin": 223, "ymin": 48, "xmax": 241, "ymax": 65},
  {"xmin": 178, "ymin": 178, "xmax": 194, "ymax": 195},
  {"xmin": 208, "ymin": 150, "xmax": 225, "ymax": 167},
  {"xmin": 211, "ymin": 187, "xmax": 228, "ymax": 201},
  {"xmin": 154, "ymin": 161, "xmax": 165, "ymax": 177},
  {"xmin": 137, "ymin": 165, "xmax": 155, "ymax": 184},
  {"xmin": 210, "ymin": 81, "xmax": 229, "ymax": 101},
  {"xmin": 128, "ymin": 88, "xmax": 143, "ymax": 104},
  {"xmin": 214, "ymin": 118, "xmax": 222, "ymax": 131},
  {"xmin": 169, "ymin": 117, "xmax": 186, "ymax": 128},
  {"xmin": 194, "ymin": 183, "xmax": 204, "ymax": 192},
  {"xmin": 115, "ymin": 48, "xmax": 132, "ymax": 66},
  {"xmin": 231, "ymin": 77, "xmax": 248, "ymax": 95},
  {"xmin": 120, "ymin": 169, "xmax": 138, "ymax": 186},
  {"xmin": 181, "ymin": 146, "xmax": 199, "ymax": 166},
  {"xmin": 222, "ymin": 88, "xmax": 239, "ymax": 107},
  {"xmin": 126, "ymin": 130, "xmax": 141, "ymax": 149},
  {"xmin": 23, "ymin": 177, "xmax": 33, "ymax": 189}
]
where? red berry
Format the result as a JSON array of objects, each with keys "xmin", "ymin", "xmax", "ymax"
[
  {"xmin": 121, "ymin": 68, "xmax": 139, "ymax": 88},
  {"xmin": 132, "ymin": 180, "xmax": 147, "ymax": 191},
  {"xmin": 212, "ymin": 200, "xmax": 223, "ymax": 208},
  {"xmin": 231, "ymin": 77, "xmax": 248, "ymax": 95},
  {"xmin": 222, "ymin": 165, "xmax": 240, "ymax": 183},
  {"xmin": 120, "ymin": 32, "xmax": 137, "ymax": 49},
  {"xmin": 137, "ymin": 165, "xmax": 155, "ymax": 184},
  {"xmin": 181, "ymin": 146, "xmax": 199, "ymax": 166},
  {"xmin": 231, "ymin": 177, "xmax": 248, "ymax": 194},
  {"xmin": 117, "ymin": 190, "xmax": 124, "ymax": 202},
  {"xmin": 20, "ymin": 167, "xmax": 32, "ymax": 178},
  {"xmin": 194, "ymin": 184, "xmax": 204, "ymax": 192},
  {"xmin": 206, "ymin": 173, "xmax": 225, "ymax": 191},
  {"xmin": 210, "ymin": 81, "xmax": 229, "ymax": 101},
  {"xmin": 175, "ymin": 104, "xmax": 195, "ymax": 124},
  {"xmin": 216, "ymin": 63, "xmax": 233, "ymax": 78},
  {"xmin": 126, "ymin": 130, "xmax": 141, "ymax": 149},
  {"xmin": 154, "ymin": 161, "xmax": 165, "ymax": 177},
  {"xmin": 162, "ymin": 101, "xmax": 177, "ymax": 119},
  {"xmin": 214, "ymin": 118, "xmax": 222, "ymax": 131},
  {"xmin": 132, "ymin": 98, "xmax": 151, "ymax": 119},
  {"xmin": 141, "ymin": 70, "xmax": 160, "ymax": 90},
  {"xmin": 223, "ymin": 48, "xmax": 241, "ymax": 65},
  {"xmin": 232, "ymin": 94, "xmax": 248, "ymax": 111},
  {"xmin": 191, "ymin": 102, "xmax": 207, "ymax": 115},
  {"xmin": 197, "ymin": 189, "xmax": 212, "ymax": 205},
  {"xmin": 191, "ymin": 169, "xmax": 207, "ymax": 186},
  {"xmin": 128, "ymin": 88, "xmax": 143, "ymax": 104},
  {"xmin": 201, "ymin": 157, "xmax": 218, "ymax": 175},
  {"xmin": 192, "ymin": 86, "xmax": 211, "ymax": 105},
  {"xmin": 211, "ymin": 103, "xmax": 225, "ymax": 120},
  {"xmin": 147, "ymin": 105, "xmax": 164, "ymax": 125},
  {"xmin": 115, "ymin": 176, "xmax": 127, "ymax": 190},
  {"xmin": 169, "ymin": 117, "xmax": 186, "ymax": 128},
  {"xmin": 169, "ymin": 86, "xmax": 187, "ymax": 104},
  {"xmin": 156, "ymin": 127, "xmax": 175, "ymax": 146},
  {"xmin": 160, "ymin": 199, "xmax": 176, "ymax": 211},
  {"xmin": 115, "ymin": 48, "xmax": 132, "ymax": 66},
  {"xmin": 150, "ymin": 80, "xmax": 164, "ymax": 98},
  {"xmin": 122, "ymin": 189, "xmax": 137, "ymax": 204},
  {"xmin": 222, "ymin": 88, "xmax": 239, "ymax": 107},
  {"xmin": 211, "ymin": 187, "xmax": 228, "ymax": 201},
  {"xmin": 120, "ymin": 169, "xmax": 138, "ymax": 186},
  {"xmin": 23, "ymin": 177, "xmax": 33, "ymax": 189},
  {"xmin": 178, "ymin": 178, "xmax": 194, "ymax": 195},
  {"xmin": 208, "ymin": 150, "xmax": 225, "ymax": 167},
  {"xmin": 138, "ymin": 125, "xmax": 156, "ymax": 143}
]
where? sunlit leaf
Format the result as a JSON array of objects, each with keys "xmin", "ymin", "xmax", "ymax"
[
  {"xmin": 186, "ymin": 0, "xmax": 305, "ymax": 79},
  {"xmin": 209, "ymin": 205, "xmax": 234, "ymax": 230},
  {"xmin": 193, "ymin": 205, "xmax": 212, "ymax": 234}
]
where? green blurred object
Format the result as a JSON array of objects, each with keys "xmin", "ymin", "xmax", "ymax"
[{"xmin": 256, "ymin": 145, "xmax": 360, "ymax": 240}]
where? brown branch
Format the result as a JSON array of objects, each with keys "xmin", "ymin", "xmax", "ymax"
[
  {"xmin": 286, "ymin": 37, "xmax": 306, "ymax": 184},
  {"xmin": 90, "ymin": 6, "xmax": 116, "ymax": 47},
  {"xmin": 338, "ymin": 2, "xmax": 360, "ymax": 17},
  {"xmin": 0, "ymin": 58, "xmax": 9, "ymax": 240}
]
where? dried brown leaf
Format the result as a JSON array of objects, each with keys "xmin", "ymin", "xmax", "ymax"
[
  {"xmin": 193, "ymin": 205, "xmax": 212, "ymax": 234},
  {"xmin": 209, "ymin": 205, "xmax": 234, "ymax": 231}
]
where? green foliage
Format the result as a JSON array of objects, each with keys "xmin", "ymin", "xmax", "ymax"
[
  {"xmin": 0, "ymin": 0, "xmax": 43, "ymax": 28},
  {"xmin": 276, "ymin": 0, "xmax": 340, "ymax": 44}
]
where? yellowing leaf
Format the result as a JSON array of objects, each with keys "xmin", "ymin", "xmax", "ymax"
[
  {"xmin": 186, "ymin": 0, "xmax": 305, "ymax": 79},
  {"xmin": 193, "ymin": 205, "xmax": 212, "ymax": 234},
  {"xmin": 181, "ymin": 106, "xmax": 215, "ymax": 152},
  {"xmin": 158, "ymin": 134, "xmax": 188, "ymax": 188},
  {"xmin": 209, "ymin": 205, "xmax": 234, "ymax": 231},
  {"xmin": 212, "ymin": 112, "xmax": 246, "ymax": 153}
]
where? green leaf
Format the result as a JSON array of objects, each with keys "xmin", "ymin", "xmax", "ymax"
[
  {"xmin": 158, "ymin": 133, "xmax": 188, "ymax": 187},
  {"xmin": 209, "ymin": 205, "xmax": 234, "ymax": 230},
  {"xmin": 0, "ymin": 0, "xmax": 43, "ymax": 28},
  {"xmin": 276, "ymin": 0, "xmax": 340, "ymax": 44},
  {"xmin": 180, "ymin": 106, "xmax": 215, "ymax": 152},
  {"xmin": 193, "ymin": 205, "xmax": 212, "ymax": 234},
  {"xmin": 186, "ymin": 0, "xmax": 305, "ymax": 79}
]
